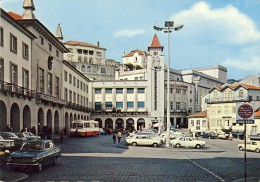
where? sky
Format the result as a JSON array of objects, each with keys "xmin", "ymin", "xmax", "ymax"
[{"xmin": 1, "ymin": 0, "xmax": 260, "ymax": 80}]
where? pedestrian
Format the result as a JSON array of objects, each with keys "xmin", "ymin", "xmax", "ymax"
[
  {"xmin": 31, "ymin": 126, "xmax": 36, "ymax": 135},
  {"xmin": 60, "ymin": 129, "xmax": 64, "ymax": 144},
  {"xmin": 117, "ymin": 131, "xmax": 122, "ymax": 143},
  {"xmin": 6, "ymin": 124, "xmax": 11, "ymax": 132},
  {"xmin": 112, "ymin": 134, "xmax": 116, "ymax": 145}
]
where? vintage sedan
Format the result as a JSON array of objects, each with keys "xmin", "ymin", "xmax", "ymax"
[
  {"xmin": 200, "ymin": 132, "xmax": 217, "ymax": 139},
  {"xmin": 170, "ymin": 136, "xmax": 206, "ymax": 149},
  {"xmin": 0, "ymin": 135, "xmax": 15, "ymax": 150},
  {"xmin": 125, "ymin": 134, "xmax": 162, "ymax": 147},
  {"xmin": 6, "ymin": 140, "xmax": 61, "ymax": 172},
  {"xmin": 0, "ymin": 132, "xmax": 27, "ymax": 150},
  {"xmin": 238, "ymin": 141, "xmax": 260, "ymax": 153}
]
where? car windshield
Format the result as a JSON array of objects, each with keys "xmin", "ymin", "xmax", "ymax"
[
  {"xmin": 8, "ymin": 133, "xmax": 19, "ymax": 138},
  {"xmin": 21, "ymin": 142, "xmax": 44, "ymax": 151}
]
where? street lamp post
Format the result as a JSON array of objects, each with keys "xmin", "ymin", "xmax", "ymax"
[{"xmin": 154, "ymin": 21, "xmax": 183, "ymax": 147}]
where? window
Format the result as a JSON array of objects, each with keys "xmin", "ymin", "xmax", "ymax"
[
  {"xmin": 170, "ymin": 102, "xmax": 173, "ymax": 110},
  {"xmin": 73, "ymin": 76, "xmax": 76, "ymax": 86},
  {"xmin": 40, "ymin": 36, "xmax": 44, "ymax": 45},
  {"xmin": 183, "ymin": 89, "xmax": 186, "ymax": 94},
  {"xmin": 64, "ymin": 88, "xmax": 68, "ymax": 101},
  {"xmin": 101, "ymin": 68, "xmax": 106, "ymax": 74},
  {"xmin": 127, "ymin": 88, "xmax": 134, "ymax": 93},
  {"xmin": 105, "ymin": 88, "xmax": 112, "ymax": 93},
  {"xmin": 127, "ymin": 102, "xmax": 134, "ymax": 108},
  {"xmin": 56, "ymin": 50, "xmax": 59, "ymax": 57},
  {"xmin": 48, "ymin": 43, "xmax": 52, "ymax": 52},
  {"xmin": 77, "ymin": 49, "xmax": 82, "ymax": 54},
  {"xmin": 116, "ymin": 102, "xmax": 123, "ymax": 109},
  {"xmin": 69, "ymin": 74, "xmax": 72, "ymax": 84},
  {"xmin": 83, "ymin": 50, "xmax": 88, "ymax": 55},
  {"xmin": 0, "ymin": 58, "xmax": 4, "ymax": 81},
  {"xmin": 138, "ymin": 102, "xmax": 145, "ymax": 108},
  {"xmin": 176, "ymin": 102, "xmax": 181, "ymax": 110},
  {"xmin": 217, "ymin": 107, "xmax": 221, "ymax": 114},
  {"xmin": 191, "ymin": 120, "xmax": 194, "ymax": 127},
  {"xmin": 47, "ymin": 73, "xmax": 52, "ymax": 95},
  {"xmin": 95, "ymin": 88, "xmax": 101, "ymax": 93},
  {"xmin": 0, "ymin": 27, "xmax": 3, "ymax": 47},
  {"xmin": 69, "ymin": 90, "xmax": 72, "ymax": 102},
  {"xmin": 81, "ymin": 65, "xmax": 86, "ymax": 72},
  {"xmin": 64, "ymin": 71, "xmax": 67, "ymax": 82},
  {"xmin": 22, "ymin": 69, "xmax": 29, "ymax": 89},
  {"xmin": 39, "ymin": 68, "xmax": 44, "ymax": 93},
  {"xmin": 95, "ymin": 102, "xmax": 102, "ymax": 111},
  {"xmin": 105, "ymin": 102, "xmax": 112, "ymax": 109},
  {"xmin": 10, "ymin": 64, "xmax": 18, "ymax": 84},
  {"xmin": 22, "ymin": 42, "xmax": 29, "ymax": 60},
  {"xmin": 77, "ymin": 79, "xmax": 79, "ymax": 88},
  {"xmin": 213, "ymin": 91, "xmax": 218, "ymax": 101},
  {"xmin": 116, "ymin": 88, "xmax": 123, "ymax": 94},
  {"xmin": 176, "ymin": 89, "xmax": 181, "ymax": 94},
  {"xmin": 55, "ymin": 77, "xmax": 59, "ymax": 97},
  {"xmin": 87, "ymin": 66, "xmax": 91, "ymax": 72},
  {"xmin": 228, "ymin": 91, "xmax": 233, "ymax": 100},
  {"xmin": 170, "ymin": 88, "xmax": 173, "ymax": 93},
  {"xmin": 138, "ymin": 88, "xmax": 145, "ymax": 93},
  {"xmin": 10, "ymin": 33, "xmax": 17, "ymax": 53},
  {"xmin": 217, "ymin": 119, "xmax": 222, "ymax": 126},
  {"xmin": 202, "ymin": 120, "xmax": 207, "ymax": 127},
  {"xmin": 73, "ymin": 92, "xmax": 76, "ymax": 103}
]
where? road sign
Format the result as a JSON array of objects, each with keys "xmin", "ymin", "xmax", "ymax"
[{"xmin": 236, "ymin": 103, "xmax": 255, "ymax": 124}]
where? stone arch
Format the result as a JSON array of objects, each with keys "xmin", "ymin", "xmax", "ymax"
[
  {"xmin": 105, "ymin": 118, "xmax": 113, "ymax": 130},
  {"xmin": 23, "ymin": 105, "xmax": 31, "ymax": 130},
  {"xmin": 95, "ymin": 118, "xmax": 102, "ymax": 128},
  {"xmin": 78, "ymin": 114, "xmax": 80, "ymax": 120},
  {"xmin": 87, "ymin": 66, "xmax": 91, "ymax": 72},
  {"xmin": 0, "ymin": 100, "xmax": 7, "ymax": 131},
  {"xmin": 115, "ymin": 118, "xmax": 124, "ymax": 130},
  {"xmin": 137, "ymin": 118, "xmax": 145, "ymax": 130},
  {"xmin": 47, "ymin": 109, "xmax": 52, "ymax": 128},
  {"xmin": 81, "ymin": 65, "xmax": 86, "ymax": 72},
  {"xmin": 54, "ymin": 110, "xmax": 59, "ymax": 135},
  {"xmin": 126, "ymin": 118, "xmax": 135, "ymax": 131},
  {"xmin": 38, "ymin": 108, "xmax": 44, "ymax": 134},
  {"xmin": 84, "ymin": 57, "xmax": 88, "ymax": 63},
  {"xmin": 10, "ymin": 103, "xmax": 20, "ymax": 132},
  {"xmin": 84, "ymin": 115, "xmax": 86, "ymax": 120}
]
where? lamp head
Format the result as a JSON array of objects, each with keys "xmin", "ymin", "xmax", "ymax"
[
  {"xmin": 174, "ymin": 24, "xmax": 184, "ymax": 31},
  {"xmin": 154, "ymin": 25, "xmax": 163, "ymax": 31},
  {"xmin": 165, "ymin": 21, "xmax": 174, "ymax": 27}
]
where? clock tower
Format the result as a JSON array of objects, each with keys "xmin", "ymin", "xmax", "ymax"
[{"xmin": 147, "ymin": 34, "xmax": 165, "ymax": 132}]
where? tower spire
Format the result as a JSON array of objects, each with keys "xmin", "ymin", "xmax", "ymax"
[
  {"xmin": 55, "ymin": 23, "xmax": 63, "ymax": 42},
  {"xmin": 148, "ymin": 34, "xmax": 164, "ymax": 52},
  {"xmin": 22, "ymin": 0, "xmax": 35, "ymax": 19}
]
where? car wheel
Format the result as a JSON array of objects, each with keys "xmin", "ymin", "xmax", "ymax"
[
  {"xmin": 53, "ymin": 157, "xmax": 58, "ymax": 166},
  {"xmin": 37, "ymin": 163, "xmax": 42, "ymax": 172},
  {"xmin": 255, "ymin": 148, "xmax": 260, "ymax": 153},
  {"xmin": 195, "ymin": 144, "xmax": 201, "ymax": 149},
  {"xmin": 239, "ymin": 146, "xmax": 244, "ymax": 151},
  {"xmin": 176, "ymin": 143, "xmax": 181, "ymax": 148},
  {"xmin": 132, "ymin": 142, "xmax": 137, "ymax": 146},
  {"xmin": 153, "ymin": 143, "xmax": 158, "ymax": 147}
]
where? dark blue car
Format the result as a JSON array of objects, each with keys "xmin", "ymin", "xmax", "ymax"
[
  {"xmin": 6, "ymin": 140, "xmax": 61, "ymax": 172},
  {"xmin": 200, "ymin": 132, "xmax": 217, "ymax": 139}
]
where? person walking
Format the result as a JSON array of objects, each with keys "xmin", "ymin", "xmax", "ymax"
[
  {"xmin": 112, "ymin": 134, "xmax": 116, "ymax": 145},
  {"xmin": 117, "ymin": 131, "xmax": 122, "ymax": 143},
  {"xmin": 60, "ymin": 129, "xmax": 65, "ymax": 144}
]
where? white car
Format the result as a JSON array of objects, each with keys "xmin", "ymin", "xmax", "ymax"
[
  {"xmin": 160, "ymin": 132, "xmax": 184, "ymax": 143},
  {"xmin": 0, "ymin": 135, "xmax": 15, "ymax": 150},
  {"xmin": 170, "ymin": 136, "xmax": 206, "ymax": 149},
  {"xmin": 125, "ymin": 135, "xmax": 162, "ymax": 147},
  {"xmin": 238, "ymin": 141, "xmax": 260, "ymax": 153}
]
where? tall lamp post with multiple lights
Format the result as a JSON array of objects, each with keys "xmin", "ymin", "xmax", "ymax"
[{"xmin": 154, "ymin": 21, "xmax": 183, "ymax": 147}]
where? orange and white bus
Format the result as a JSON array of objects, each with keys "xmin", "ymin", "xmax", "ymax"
[{"xmin": 70, "ymin": 120, "xmax": 100, "ymax": 137}]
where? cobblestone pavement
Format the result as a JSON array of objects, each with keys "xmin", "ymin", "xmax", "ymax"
[{"xmin": 9, "ymin": 133, "xmax": 259, "ymax": 182}]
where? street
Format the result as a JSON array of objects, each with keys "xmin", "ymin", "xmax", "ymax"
[{"xmin": 10, "ymin": 133, "xmax": 259, "ymax": 182}]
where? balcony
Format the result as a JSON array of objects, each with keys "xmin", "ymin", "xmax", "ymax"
[
  {"xmin": 206, "ymin": 96, "xmax": 252, "ymax": 104},
  {"xmin": 169, "ymin": 109, "xmax": 188, "ymax": 115},
  {"xmin": 66, "ymin": 101, "xmax": 90, "ymax": 112},
  {"xmin": 36, "ymin": 93, "xmax": 65, "ymax": 106},
  {"xmin": 0, "ymin": 80, "xmax": 35, "ymax": 99},
  {"xmin": 92, "ymin": 109, "xmax": 148, "ymax": 117}
]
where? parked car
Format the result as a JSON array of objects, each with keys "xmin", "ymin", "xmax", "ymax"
[
  {"xmin": 99, "ymin": 128, "xmax": 106, "ymax": 135},
  {"xmin": 16, "ymin": 132, "xmax": 40, "ymax": 140},
  {"xmin": 6, "ymin": 140, "xmax": 61, "ymax": 172},
  {"xmin": 200, "ymin": 132, "xmax": 217, "ymax": 139},
  {"xmin": 125, "ymin": 135, "xmax": 162, "ymax": 147},
  {"xmin": 238, "ymin": 141, "xmax": 260, "ymax": 153},
  {"xmin": 160, "ymin": 132, "xmax": 184, "ymax": 143},
  {"xmin": 0, "ymin": 132, "xmax": 28, "ymax": 150},
  {"xmin": 217, "ymin": 132, "xmax": 229, "ymax": 139},
  {"xmin": 0, "ymin": 135, "xmax": 15, "ymax": 150},
  {"xmin": 170, "ymin": 136, "xmax": 206, "ymax": 149}
]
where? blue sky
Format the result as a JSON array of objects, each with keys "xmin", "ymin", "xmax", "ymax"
[{"xmin": 1, "ymin": 0, "xmax": 260, "ymax": 80}]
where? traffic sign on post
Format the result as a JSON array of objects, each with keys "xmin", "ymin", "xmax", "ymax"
[{"xmin": 236, "ymin": 103, "xmax": 254, "ymax": 124}]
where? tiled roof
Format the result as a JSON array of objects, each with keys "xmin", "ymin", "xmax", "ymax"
[
  {"xmin": 188, "ymin": 110, "xmax": 207, "ymax": 118},
  {"xmin": 8, "ymin": 12, "xmax": 23, "ymax": 20},
  {"xmin": 210, "ymin": 84, "xmax": 260, "ymax": 93},
  {"xmin": 239, "ymin": 84, "xmax": 260, "ymax": 91},
  {"xmin": 123, "ymin": 49, "xmax": 145, "ymax": 58},
  {"xmin": 255, "ymin": 108, "xmax": 260, "ymax": 117},
  {"xmin": 150, "ymin": 34, "xmax": 161, "ymax": 47},
  {"xmin": 64, "ymin": 41, "xmax": 105, "ymax": 50}
]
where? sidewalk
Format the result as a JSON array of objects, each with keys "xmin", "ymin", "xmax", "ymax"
[{"xmin": 0, "ymin": 167, "xmax": 28, "ymax": 182}]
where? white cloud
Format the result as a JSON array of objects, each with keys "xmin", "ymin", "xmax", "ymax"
[
  {"xmin": 114, "ymin": 29, "xmax": 144, "ymax": 38},
  {"xmin": 172, "ymin": 1, "xmax": 260, "ymax": 45},
  {"xmin": 222, "ymin": 57, "xmax": 260, "ymax": 72}
]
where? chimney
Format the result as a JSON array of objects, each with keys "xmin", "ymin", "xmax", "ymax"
[{"xmin": 97, "ymin": 42, "xmax": 100, "ymax": 47}]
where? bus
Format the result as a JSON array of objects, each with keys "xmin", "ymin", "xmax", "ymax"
[{"xmin": 70, "ymin": 120, "xmax": 100, "ymax": 137}]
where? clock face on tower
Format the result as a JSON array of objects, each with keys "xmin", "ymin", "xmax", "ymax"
[{"xmin": 152, "ymin": 56, "xmax": 160, "ymax": 64}]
